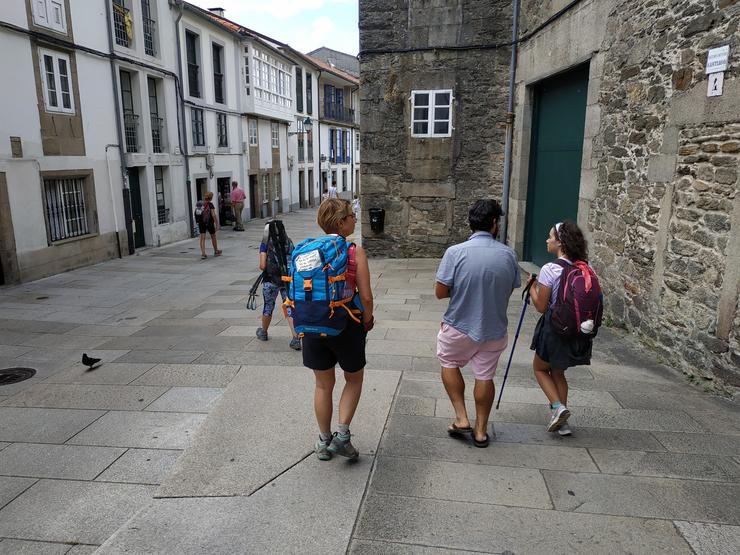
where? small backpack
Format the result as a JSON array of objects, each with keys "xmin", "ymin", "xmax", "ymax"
[
  {"xmin": 550, "ymin": 259, "xmax": 604, "ymax": 337},
  {"xmin": 283, "ymin": 235, "xmax": 361, "ymax": 337},
  {"xmin": 194, "ymin": 201, "xmax": 211, "ymax": 224},
  {"xmin": 264, "ymin": 221, "xmax": 293, "ymax": 282}
]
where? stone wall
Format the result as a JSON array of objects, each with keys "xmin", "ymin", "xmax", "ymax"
[
  {"xmin": 359, "ymin": 0, "xmax": 512, "ymax": 257},
  {"xmin": 586, "ymin": 0, "xmax": 740, "ymax": 387}
]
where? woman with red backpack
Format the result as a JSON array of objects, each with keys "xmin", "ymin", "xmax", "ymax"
[{"xmin": 527, "ymin": 219, "xmax": 602, "ymax": 437}]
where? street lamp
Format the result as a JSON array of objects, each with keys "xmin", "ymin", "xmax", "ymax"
[{"xmin": 288, "ymin": 116, "xmax": 312, "ymax": 136}]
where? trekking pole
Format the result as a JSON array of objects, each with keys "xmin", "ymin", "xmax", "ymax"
[
  {"xmin": 245, "ymin": 272, "xmax": 265, "ymax": 311},
  {"xmin": 496, "ymin": 274, "xmax": 536, "ymax": 410}
]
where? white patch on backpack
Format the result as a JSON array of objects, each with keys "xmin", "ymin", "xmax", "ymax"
[{"xmin": 295, "ymin": 249, "xmax": 322, "ymax": 272}]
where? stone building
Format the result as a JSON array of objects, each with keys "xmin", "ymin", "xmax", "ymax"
[{"xmin": 359, "ymin": 0, "xmax": 740, "ymax": 387}]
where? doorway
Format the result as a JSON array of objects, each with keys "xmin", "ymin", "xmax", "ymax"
[
  {"xmin": 196, "ymin": 177, "xmax": 207, "ymax": 201},
  {"xmin": 308, "ymin": 169, "xmax": 315, "ymax": 206},
  {"xmin": 216, "ymin": 177, "xmax": 232, "ymax": 225},
  {"xmin": 128, "ymin": 167, "xmax": 146, "ymax": 249},
  {"xmin": 249, "ymin": 174, "xmax": 258, "ymax": 219},
  {"xmin": 524, "ymin": 63, "xmax": 589, "ymax": 266},
  {"xmin": 298, "ymin": 170, "xmax": 306, "ymax": 208}
]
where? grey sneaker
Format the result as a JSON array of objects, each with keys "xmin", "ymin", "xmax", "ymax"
[
  {"xmin": 547, "ymin": 404, "xmax": 571, "ymax": 432},
  {"xmin": 289, "ymin": 337, "xmax": 302, "ymax": 350},
  {"xmin": 315, "ymin": 436, "xmax": 332, "ymax": 461},
  {"xmin": 327, "ymin": 432, "xmax": 359, "ymax": 460},
  {"xmin": 558, "ymin": 423, "xmax": 573, "ymax": 436},
  {"xmin": 256, "ymin": 328, "xmax": 268, "ymax": 341}
]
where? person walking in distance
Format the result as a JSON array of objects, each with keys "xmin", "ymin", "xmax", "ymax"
[
  {"xmin": 328, "ymin": 180, "xmax": 338, "ymax": 199},
  {"xmin": 195, "ymin": 191, "xmax": 222, "ymax": 259},
  {"xmin": 528, "ymin": 220, "xmax": 598, "ymax": 436},
  {"xmin": 230, "ymin": 181, "xmax": 246, "ymax": 231},
  {"xmin": 435, "ymin": 199, "xmax": 520, "ymax": 448}
]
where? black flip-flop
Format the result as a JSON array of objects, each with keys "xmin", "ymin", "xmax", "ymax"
[
  {"xmin": 447, "ymin": 423, "xmax": 473, "ymax": 437},
  {"xmin": 472, "ymin": 433, "xmax": 490, "ymax": 448}
]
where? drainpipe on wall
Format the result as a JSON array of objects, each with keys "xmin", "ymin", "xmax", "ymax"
[
  {"xmin": 317, "ymin": 70, "xmax": 323, "ymax": 198},
  {"xmin": 104, "ymin": 0, "xmax": 134, "ymax": 254},
  {"xmin": 500, "ymin": 0, "xmax": 520, "ymax": 246},
  {"xmin": 351, "ymin": 84, "xmax": 359, "ymax": 198},
  {"xmin": 105, "ymin": 144, "xmax": 122, "ymax": 258},
  {"xmin": 174, "ymin": 0, "xmax": 195, "ymax": 237}
]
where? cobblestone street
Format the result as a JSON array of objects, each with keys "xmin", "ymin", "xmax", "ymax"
[{"xmin": 0, "ymin": 209, "xmax": 739, "ymax": 553}]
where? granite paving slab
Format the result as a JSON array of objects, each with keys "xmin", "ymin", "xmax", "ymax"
[
  {"xmin": 95, "ymin": 449, "xmax": 183, "ymax": 485},
  {"xmin": 354, "ymin": 493, "xmax": 693, "ymax": 554},
  {"xmin": 17, "ymin": 334, "xmax": 111, "ymax": 351},
  {"xmin": 371, "ymin": 456, "xmax": 552, "ymax": 508},
  {"xmin": 674, "ymin": 521, "xmax": 740, "ymax": 554},
  {"xmin": 0, "ymin": 345, "xmax": 33, "ymax": 357},
  {"xmin": 543, "ymin": 470, "xmax": 740, "ymax": 524},
  {"xmin": 610, "ymin": 390, "xmax": 740, "ymax": 413},
  {"xmin": 0, "ymin": 407, "xmax": 105, "ymax": 443},
  {"xmin": 590, "ymin": 448, "xmax": 740, "ymax": 481},
  {"xmin": 65, "ymin": 546, "xmax": 99, "ymax": 555},
  {"xmin": 131, "ymin": 364, "xmax": 240, "ymax": 387},
  {"xmin": 1, "ymin": 384, "xmax": 169, "ymax": 411},
  {"xmin": 652, "ymin": 431, "xmax": 740, "ymax": 456},
  {"xmin": 144, "ymin": 387, "xmax": 223, "ymax": 413},
  {"xmin": 157, "ymin": 367, "xmax": 399, "ymax": 498},
  {"xmin": 366, "ymin": 339, "xmax": 436, "ymax": 357},
  {"xmin": 394, "ymin": 396, "xmax": 436, "ymax": 416},
  {"xmin": 0, "ymin": 476, "xmax": 36, "ymax": 510},
  {"xmin": 99, "ymin": 456, "xmax": 373, "ymax": 554},
  {"xmin": 0, "ymin": 480, "xmax": 154, "ymax": 545},
  {"xmin": 43, "ymin": 363, "xmax": 155, "ymax": 385},
  {"xmin": 688, "ymin": 410, "xmax": 740, "ymax": 436},
  {"xmin": 66, "ymin": 411, "xmax": 206, "ymax": 449},
  {"xmin": 0, "ymin": 539, "xmax": 72, "ymax": 554},
  {"xmin": 349, "ymin": 540, "xmax": 491, "ymax": 554},
  {"xmin": 0, "ymin": 443, "xmax": 125, "ymax": 480},
  {"xmin": 112, "ymin": 350, "xmax": 202, "ymax": 364},
  {"xmin": 94, "ymin": 337, "xmax": 182, "ymax": 351},
  {"xmin": 65, "ymin": 325, "xmax": 145, "ymax": 337}
]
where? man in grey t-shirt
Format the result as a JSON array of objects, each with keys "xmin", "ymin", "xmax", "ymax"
[{"xmin": 435, "ymin": 199, "xmax": 520, "ymax": 447}]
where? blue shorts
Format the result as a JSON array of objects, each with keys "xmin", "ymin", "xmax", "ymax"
[{"xmin": 262, "ymin": 282, "xmax": 291, "ymax": 317}]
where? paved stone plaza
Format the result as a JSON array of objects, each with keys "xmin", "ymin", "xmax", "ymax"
[{"xmin": 0, "ymin": 209, "xmax": 739, "ymax": 554}]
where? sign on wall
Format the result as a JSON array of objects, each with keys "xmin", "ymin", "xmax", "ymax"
[{"xmin": 706, "ymin": 45, "xmax": 730, "ymax": 74}]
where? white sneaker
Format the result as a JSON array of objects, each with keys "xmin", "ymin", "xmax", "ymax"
[
  {"xmin": 558, "ymin": 423, "xmax": 573, "ymax": 436},
  {"xmin": 547, "ymin": 405, "xmax": 571, "ymax": 432}
]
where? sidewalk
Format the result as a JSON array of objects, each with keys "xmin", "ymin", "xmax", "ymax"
[{"xmin": 0, "ymin": 209, "xmax": 739, "ymax": 554}]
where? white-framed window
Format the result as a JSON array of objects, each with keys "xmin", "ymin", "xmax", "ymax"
[
  {"xmin": 33, "ymin": 0, "xmax": 67, "ymax": 33},
  {"xmin": 43, "ymin": 177, "xmax": 90, "ymax": 241},
  {"xmin": 39, "ymin": 48, "xmax": 74, "ymax": 114},
  {"xmin": 410, "ymin": 89, "xmax": 453, "ymax": 138},
  {"xmin": 261, "ymin": 174, "xmax": 269, "ymax": 203},
  {"xmin": 217, "ymin": 113, "xmax": 228, "ymax": 148},
  {"xmin": 243, "ymin": 46, "xmax": 250, "ymax": 95},
  {"xmin": 274, "ymin": 172, "xmax": 281, "ymax": 201},
  {"xmin": 252, "ymin": 47, "xmax": 292, "ymax": 107},
  {"xmin": 154, "ymin": 166, "xmax": 168, "ymax": 224},
  {"xmin": 271, "ymin": 121, "xmax": 279, "ymax": 148},
  {"xmin": 248, "ymin": 119, "xmax": 257, "ymax": 145}
]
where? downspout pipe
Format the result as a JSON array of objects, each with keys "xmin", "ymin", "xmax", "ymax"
[
  {"xmin": 174, "ymin": 0, "xmax": 196, "ymax": 237},
  {"xmin": 104, "ymin": 0, "xmax": 134, "ymax": 254},
  {"xmin": 317, "ymin": 70, "xmax": 323, "ymax": 197},
  {"xmin": 500, "ymin": 0, "xmax": 520, "ymax": 245},
  {"xmin": 105, "ymin": 144, "xmax": 122, "ymax": 258}
]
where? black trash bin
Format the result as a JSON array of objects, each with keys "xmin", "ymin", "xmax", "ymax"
[{"xmin": 368, "ymin": 208, "xmax": 385, "ymax": 233}]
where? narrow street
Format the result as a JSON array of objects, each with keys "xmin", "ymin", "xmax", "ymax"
[{"xmin": 0, "ymin": 209, "xmax": 739, "ymax": 553}]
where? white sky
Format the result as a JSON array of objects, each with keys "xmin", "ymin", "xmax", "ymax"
[{"xmin": 186, "ymin": 0, "xmax": 359, "ymax": 56}]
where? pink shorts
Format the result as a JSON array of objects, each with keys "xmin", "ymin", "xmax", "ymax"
[{"xmin": 436, "ymin": 323, "xmax": 508, "ymax": 381}]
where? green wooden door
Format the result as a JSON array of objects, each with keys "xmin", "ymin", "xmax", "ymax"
[
  {"xmin": 524, "ymin": 64, "xmax": 589, "ymax": 266},
  {"xmin": 128, "ymin": 168, "xmax": 146, "ymax": 249}
]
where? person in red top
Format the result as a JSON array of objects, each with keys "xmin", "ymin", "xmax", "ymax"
[{"xmin": 230, "ymin": 181, "xmax": 246, "ymax": 231}]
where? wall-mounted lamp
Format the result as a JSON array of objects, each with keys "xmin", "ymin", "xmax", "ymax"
[{"xmin": 288, "ymin": 116, "xmax": 313, "ymax": 136}]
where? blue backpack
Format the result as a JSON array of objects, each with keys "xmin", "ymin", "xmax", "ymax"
[{"xmin": 283, "ymin": 235, "xmax": 361, "ymax": 337}]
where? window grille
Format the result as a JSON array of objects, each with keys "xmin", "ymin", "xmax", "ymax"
[
  {"xmin": 44, "ymin": 177, "xmax": 89, "ymax": 242},
  {"xmin": 154, "ymin": 166, "xmax": 167, "ymax": 224},
  {"xmin": 191, "ymin": 108, "xmax": 205, "ymax": 146},
  {"xmin": 112, "ymin": 1, "xmax": 130, "ymax": 47}
]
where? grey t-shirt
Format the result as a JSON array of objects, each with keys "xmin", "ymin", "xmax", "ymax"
[{"xmin": 436, "ymin": 232, "xmax": 521, "ymax": 342}]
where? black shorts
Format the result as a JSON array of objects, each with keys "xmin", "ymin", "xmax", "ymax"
[
  {"xmin": 530, "ymin": 310, "xmax": 592, "ymax": 370},
  {"xmin": 302, "ymin": 320, "xmax": 367, "ymax": 372},
  {"xmin": 198, "ymin": 221, "xmax": 216, "ymax": 235}
]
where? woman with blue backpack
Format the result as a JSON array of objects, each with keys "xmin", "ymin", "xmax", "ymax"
[
  {"xmin": 527, "ymin": 219, "xmax": 602, "ymax": 436},
  {"xmin": 283, "ymin": 198, "xmax": 374, "ymax": 461}
]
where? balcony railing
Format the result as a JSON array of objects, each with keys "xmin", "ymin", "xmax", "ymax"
[
  {"xmin": 187, "ymin": 63, "xmax": 200, "ymax": 97},
  {"xmin": 321, "ymin": 103, "xmax": 356, "ymax": 124},
  {"xmin": 214, "ymin": 73, "xmax": 224, "ymax": 104},
  {"xmin": 123, "ymin": 110, "xmax": 139, "ymax": 152},
  {"xmin": 150, "ymin": 115, "xmax": 164, "ymax": 153},
  {"xmin": 143, "ymin": 16, "xmax": 156, "ymax": 56},
  {"xmin": 157, "ymin": 207, "xmax": 169, "ymax": 225},
  {"xmin": 113, "ymin": 3, "xmax": 130, "ymax": 48}
]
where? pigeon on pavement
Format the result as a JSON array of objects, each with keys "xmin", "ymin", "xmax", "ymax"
[{"xmin": 82, "ymin": 353, "xmax": 101, "ymax": 370}]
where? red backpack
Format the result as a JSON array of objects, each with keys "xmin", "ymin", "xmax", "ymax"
[{"xmin": 550, "ymin": 259, "xmax": 603, "ymax": 337}]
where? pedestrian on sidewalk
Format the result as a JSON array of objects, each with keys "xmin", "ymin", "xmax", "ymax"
[
  {"xmin": 230, "ymin": 181, "xmax": 246, "ymax": 231},
  {"xmin": 196, "ymin": 191, "xmax": 222, "ymax": 259},
  {"xmin": 256, "ymin": 220, "xmax": 301, "ymax": 350},
  {"xmin": 302, "ymin": 199, "xmax": 374, "ymax": 461},
  {"xmin": 527, "ymin": 220, "xmax": 595, "ymax": 437},
  {"xmin": 435, "ymin": 199, "xmax": 520, "ymax": 448},
  {"xmin": 328, "ymin": 180, "xmax": 338, "ymax": 199}
]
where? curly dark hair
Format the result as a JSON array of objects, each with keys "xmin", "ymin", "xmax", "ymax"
[
  {"xmin": 469, "ymin": 199, "xmax": 503, "ymax": 232},
  {"xmin": 555, "ymin": 219, "xmax": 588, "ymax": 262}
]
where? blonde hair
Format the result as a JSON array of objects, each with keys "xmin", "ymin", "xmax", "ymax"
[
  {"xmin": 204, "ymin": 191, "xmax": 214, "ymax": 201},
  {"xmin": 317, "ymin": 198, "xmax": 352, "ymax": 234}
]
